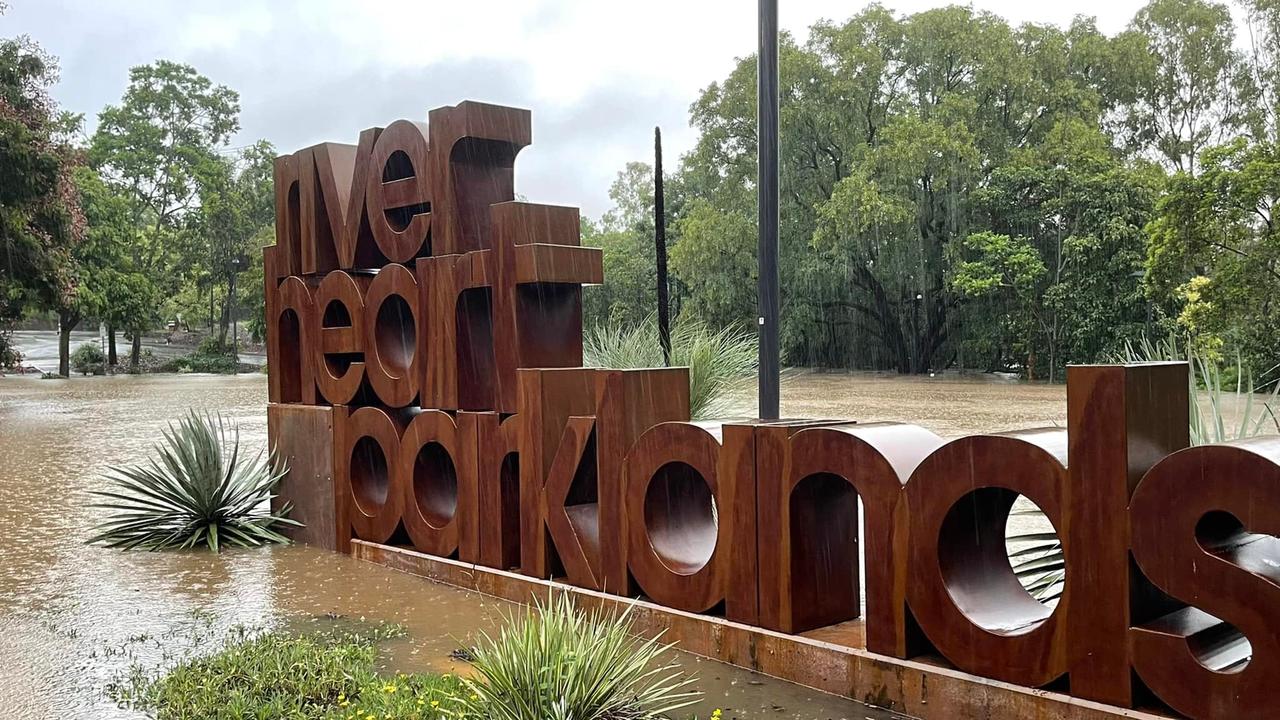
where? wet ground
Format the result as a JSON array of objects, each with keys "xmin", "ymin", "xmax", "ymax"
[{"xmin": 0, "ymin": 373, "xmax": 913, "ymax": 720}]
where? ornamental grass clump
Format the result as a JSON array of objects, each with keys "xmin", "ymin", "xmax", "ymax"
[
  {"xmin": 584, "ymin": 316, "xmax": 756, "ymax": 419},
  {"xmin": 88, "ymin": 410, "xmax": 297, "ymax": 552},
  {"xmin": 458, "ymin": 592, "xmax": 701, "ymax": 720}
]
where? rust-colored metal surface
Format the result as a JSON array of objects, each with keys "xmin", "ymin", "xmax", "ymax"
[
  {"xmin": 337, "ymin": 405, "xmax": 405, "ymax": 545},
  {"xmin": 1066, "ymin": 363, "xmax": 1191, "ymax": 706},
  {"xmin": 263, "ymin": 100, "xmax": 1276, "ymax": 720},
  {"xmin": 311, "ymin": 269, "xmax": 369, "ymax": 405},
  {"xmin": 463, "ymin": 411, "xmax": 521, "ymax": 570},
  {"xmin": 517, "ymin": 367, "xmax": 689, "ymax": 593},
  {"xmin": 398, "ymin": 409, "xmax": 470, "ymax": 559},
  {"xmin": 1129, "ymin": 437, "xmax": 1280, "ymax": 720},
  {"xmin": 758, "ymin": 422, "xmax": 943, "ymax": 656},
  {"xmin": 905, "ymin": 430, "xmax": 1071, "ymax": 687},
  {"xmin": 265, "ymin": 274, "xmax": 315, "ymax": 405},
  {"xmin": 267, "ymin": 403, "xmax": 336, "ymax": 550}
]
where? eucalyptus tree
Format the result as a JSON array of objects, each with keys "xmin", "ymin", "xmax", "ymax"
[
  {"xmin": 1125, "ymin": 0, "xmax": 1247, "ymax": 175},
  {"xmin": 90, "ymin": 60, "xmax": 240, "ymax": 366}
]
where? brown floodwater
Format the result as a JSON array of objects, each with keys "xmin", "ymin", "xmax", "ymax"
[
  {"xmin": 3, "ymin": 371, "xmax": 1269, "ymax": 719},
  {"xmin": 721, "ymin": 370, "xmax": 1068, "ymax": 438},
  {"xmin": 0, "ymin": 373, "xmax": 916, "ymax": 720}
]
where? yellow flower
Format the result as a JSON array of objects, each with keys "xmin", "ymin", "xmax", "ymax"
[
  {"xmin": 430, "ymin": 700, "xmax": 440, "ymax": 708},
  {"xmin": 384, "ymin": 683, "xmax": 397, "ymax": 693},
  {"xmin": 712, "ymin": 710, "xmax": 723, "ymax": 719},
  {"xmin": 338, "ymin": 693, "xmax": 346, "ymax": 702}
]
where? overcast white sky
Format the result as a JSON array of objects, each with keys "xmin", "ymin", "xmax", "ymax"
[{"xmin": 5, "ymin": 0, "xmax": 1150, "ymax": 218}]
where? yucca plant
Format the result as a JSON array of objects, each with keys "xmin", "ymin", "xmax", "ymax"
[
  {"xmin": 1008, "ymin": 333, "xmax": 1279, "ymax": 602},
  {"xmin": 88, "ymin": 410, "xmax": 297, "ymax": 552},
  {"xmin": 584, "ymin": 316, "xmax": 756, "ymax": 419},
  {"xmin": 458, "ymin": 591, "xmax": 700, "ymax": 720},
  {"xmin": 1115, "ymin": 333, "xmax": 1280, "ymax": 444}
]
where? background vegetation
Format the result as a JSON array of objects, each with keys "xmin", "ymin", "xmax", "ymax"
[
  {"xmin": 4, "ymin": 0, "xmax": 1279, "ymax": 386},
  {"xmin": 1, "ymin": 3, "xmax": 273, "ymax": 376},
  {"xmin": 583, "ymin": 0, "xmax": 1280, "ymax": 386}
]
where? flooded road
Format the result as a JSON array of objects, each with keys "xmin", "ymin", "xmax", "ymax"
[{"xmin": 0, "ymin": 373, "xmax": 913, "ymax": 720}]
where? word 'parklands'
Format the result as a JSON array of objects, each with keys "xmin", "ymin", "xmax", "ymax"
[{"xmin": 264, "ymin": 101, "xmax": 1280, "ymax": 720}]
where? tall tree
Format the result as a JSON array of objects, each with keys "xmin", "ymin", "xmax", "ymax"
[
  {"xmin": 0, "ymin": 32, "xmax": 85, "ymax": 375},
  {"xmin": 90, "ymin": 60, "xmax": 240, "ymax": 367},
  {"xmin": 582, "ymin": 162, "xmax": 658, "ymax": 329},
  {"xmin": 1145, "ymin": 137, "xmax": 1280, "ymax": 371},
  {"xmin": 1126, "ymin": 0, "xmax": 1246, "ymax": 174},
  {"xmin": 189, "ymin": 140, "xmax": 275, "ymax": 350}
]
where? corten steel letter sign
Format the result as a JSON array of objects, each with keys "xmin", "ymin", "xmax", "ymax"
[{"xmin": 264, "ymin": 101, "xmax": 1280, "ymax": 720}]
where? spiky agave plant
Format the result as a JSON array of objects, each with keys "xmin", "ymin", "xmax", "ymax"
[
  {"xmin": 88, "ymin": 411, "xmax": 297, "ymax": 552},
  {"xmin": 458, "ymin": 591, "xmax": 700, "ymax": 720}
]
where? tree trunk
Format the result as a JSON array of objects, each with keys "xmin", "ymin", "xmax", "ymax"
[
  {"xmin": 654, "ymin": 127, "xmax": 671, "ymax": 365},
  {"xmin": 107, "ymin": 325, "xmax": 118, "ymax": 366},
  {"xmin": 130, "ymin": 331, "xmax": 142, "ymax": 369},
  {"xmin": 217, "ymin": 282, "xmax": 233, "ymax": 349},
  {"xmin": 57, "ymin": 310, "xmax": 79, "ymax": 377}
]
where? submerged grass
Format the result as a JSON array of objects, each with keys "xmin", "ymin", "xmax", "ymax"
[
  {"xmin": 111, "ymin": 598, "xmax": 706, "ymax": 720},
  {"xmin": 110, "ymin": 623, "xmax": 470, "ymax": 720}
]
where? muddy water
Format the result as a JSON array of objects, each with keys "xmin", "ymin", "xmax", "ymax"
[
  {"xmin": 0, "ymin": 374, "xmax": 918, "ymax": 720},
  {"xmin": 722, "ymin": 370, "xmax": 1069, "ymax": 438}
]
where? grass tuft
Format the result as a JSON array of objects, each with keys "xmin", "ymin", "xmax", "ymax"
[
  {"xmin": 458, "ymin": 591, "xmax": 701, "ymax": 720},
  {"xmin": 110, "ymin": 623, "xmax": 471, "ymax": 719},
  {"xmin": 584, "ymin": 317, "xmax": 756, "ymax": 419}
]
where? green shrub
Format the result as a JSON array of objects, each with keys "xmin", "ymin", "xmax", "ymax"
[
  {"xmin": 173, "ymin": 352, "xmax": 240, "ymax": 374},
  {"xmin": 70, "ymin": 342, "xmax": 106, "ymax": 375},
  {"xmin": 88, "ymin": 410, "xmax": 296, "ymax": 552},
  {"xmin": 584, "ymin": 317, "xmax": 756, "ymax": 419},
  {"xmin": 458, "ymin": 592, "xmax": 700, "ymax": 720},
  {"xmin": 1115, "ymin": 333, "xmax": 1280, "ymax": 443},
  {"xmin": 162, "ymin": 336, "xmax": 241, "ymax": 374},
  {"xmin": 0, "ymin": 328, "xmax": 21, "ymax": 370}
]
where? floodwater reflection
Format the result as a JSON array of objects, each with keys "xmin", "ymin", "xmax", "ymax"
[{"xmin": 0, "ymin": 374, "xmax": 908, "ymax": 720}]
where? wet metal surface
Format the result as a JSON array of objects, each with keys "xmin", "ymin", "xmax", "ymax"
[{"xmin": 0, "ymin": 374, "xmax": 909, "ymax": 720}]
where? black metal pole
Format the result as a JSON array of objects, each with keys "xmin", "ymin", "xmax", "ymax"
[
  {"xmin": 655, "ymin": 126, "xmax": 671, "ymax": 366},
  {"xmin": 758, "ymin": 0, "xmax": 780, "ymax": 420}
]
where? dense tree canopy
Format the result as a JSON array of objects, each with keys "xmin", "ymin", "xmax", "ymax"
[
  {"xmin": 585, "ymin": 0, "xmax": 1280, "ymax": 382},
  {"xmin": 0, "ymin": 34, "xmax": 83, "ymax": 328}
]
